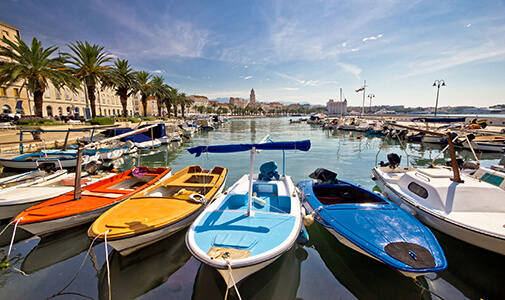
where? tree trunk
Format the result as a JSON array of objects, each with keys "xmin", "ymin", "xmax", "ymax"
[
  {"xmin": 34, "ymin": 89, "xmax": 44, "ymax": 118},
  {"xmin": 167, "ymin": 104, "xmax": 171, "ymax": 118},
  {"xmin": 181, "ymin": 105, "xmax": 185, "ymax": 118},
  {"xmin": 87, "ymin": 84, "xmax": 96, "ymax": 118},
  {"xmin": 174, "ymin": 105, "xmax": 178, "ymax": 118},
  {"xmin": 141, "ymin": 95, "xmax": 148, "ymax": 117},
  {"xmin": 119, "ymin": 88, "xmax": 128, "ymax": 117},
  {"xmin": 157, "ymin": 97, "xmax": 162, "ymax": 117}
]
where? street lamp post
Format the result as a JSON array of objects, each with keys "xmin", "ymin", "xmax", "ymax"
[
  {"xmin": 433, "ymin": 79, "xmax": 446, "ymax": 117},
  {"xmin": 368, "ymin": 93, "xmax": 375, "ymax": 114}
]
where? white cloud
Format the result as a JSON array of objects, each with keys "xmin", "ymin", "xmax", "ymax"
[
  {"xmin": 362, "ymin": 34, "xmax": 383, "ymax": 42},
  {"xmin": 466, "ymin": 24, "xmax": 472, "ymax": 27},
  {"xmin": 285, "ymin": 87, "xmax": 299, "ymax": 90},
  {"xmin": 337, "ymin": 62, "xmax": 362, "ymax": 80},
  {"xmin": 152, "ymin": 70, "xmax": 164, "ymax": 74},
  {"xmin": 244, "ymin": 76, "xmax": 252, "ymax": 80}
]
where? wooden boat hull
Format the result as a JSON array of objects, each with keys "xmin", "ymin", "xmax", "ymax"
[
  {"xmin": 372, "ymin": 166, "xmax": 505, "ymax": 255},
  {"xmin": 14, "ymin": 167, "xmax": 171, "ymax": 236},
  {"xmin": 89, "ymin": 166, "xmax": 228, "ymax": 256}
]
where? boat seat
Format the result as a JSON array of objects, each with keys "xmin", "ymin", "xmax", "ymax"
[
  {"xmin": 169, "ymin": 183, "xmax": 214, "ymax": 188},
  {"xmin": 81, "ymin": 190, "xmax": 128, "ymax": 198}
]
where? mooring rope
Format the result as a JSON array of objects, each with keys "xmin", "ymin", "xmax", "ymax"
[
  {"xmin": 223, "ymin": 257, "xmax": 242, "ymax": 300},
  {"xmin": 48, "ymin": 230, "xmax": 110, "ymax": 299},
  {"xmin": 6, "ymin": 218, "xmax": 21, "ymax": 260},
  {"xmin": 413, "ymin": 277, "xmax": 445, "ymax": 300},
  {"xmin": 104, "ymin": 230, "xmax": 112, "ymax": 300},
  {"xmin": 0, "ymin": 218, "xmax": 18, "ymax": 237}
]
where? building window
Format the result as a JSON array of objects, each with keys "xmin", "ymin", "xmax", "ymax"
[
  {"xmin": 55, "ymin": 89, "xmax": 61, "ymax": 99},
  {"xmin": 46, "ymin": 106, "xmax": 53, "ymax": 117},
  {"xmin": 0, "ymin": 87, "xmax": 5, "ymax": 96},
  {"xmin": 13, "ymin": 88, "xmax": 19, "ymax": 97}
]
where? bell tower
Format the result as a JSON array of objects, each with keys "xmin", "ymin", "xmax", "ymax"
[{"xmin": 250, "ymin": 89, "xmax": 256, "ymax": 104}]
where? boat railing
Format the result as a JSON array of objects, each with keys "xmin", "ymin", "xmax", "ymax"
[{"xmin": 36, "ymin": 158, "xmax": 63, "ymax": 170}]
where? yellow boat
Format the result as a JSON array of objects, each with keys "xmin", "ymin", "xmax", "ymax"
[{"xmin": 88, "ymin": 165, "xmax": 228, "ymax": 256}]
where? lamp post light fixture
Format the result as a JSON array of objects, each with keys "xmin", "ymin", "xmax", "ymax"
[
  {"xmin": 368, "ymin": 93, "xmax": 375, "ymax": 114},
  {"xmin": 433, "ymin": 79, "xmax": 446, "ymax": 117}
]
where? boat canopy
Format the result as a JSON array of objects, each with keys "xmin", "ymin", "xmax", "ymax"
[{"xmin": 187, "ymin": 140, "xmax": 311, "ymax": 157}]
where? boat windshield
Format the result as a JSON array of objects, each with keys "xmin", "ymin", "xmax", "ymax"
[{"xmin": 313, "ymin": 183, "xmax": 386, "ymax": 205}]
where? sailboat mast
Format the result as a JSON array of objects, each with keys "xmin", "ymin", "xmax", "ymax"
[{"xmin": 361, "ymin": 80, "xmax": 366, "ymax": 117}]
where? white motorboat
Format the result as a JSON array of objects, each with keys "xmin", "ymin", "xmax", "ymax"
[
  {"xmin": 371, "ymin": 154, "xmax": 505, "ymax": 255},
  {"xmin": 185, "ymin": 139, "xmax": 310, "ymax": 289}
]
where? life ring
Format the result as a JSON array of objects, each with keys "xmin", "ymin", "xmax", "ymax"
[{"xmin": 189, "ymin": 193, "xmax": 207, "ymax": 204}]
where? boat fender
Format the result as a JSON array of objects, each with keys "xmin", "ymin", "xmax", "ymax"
[
  {"xmin": 189, "ymin": 193, "xmax": 207, "ymax": 204},
  {"xmin": 400, "ymin": 203, "xmax": 417, "ymax": 216},
  {"xmin": 302, "ymin": 206, "xmax": 322, "ymax": 226}
]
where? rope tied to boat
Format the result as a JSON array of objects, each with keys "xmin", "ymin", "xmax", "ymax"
[
  {"xmin": 413, "ymin": 277, "xmax": 445, "ymax": 300},
  {"xmin": 223, "ymin": 253, "xmax": 242, "ymax": 300},
  {"xmin": 0, "ymin": 218, "xmax": 26, "ymax": 275},
  {"xmin": 48, "ymin": 229, "xmax": 111, "ymax": 300}
]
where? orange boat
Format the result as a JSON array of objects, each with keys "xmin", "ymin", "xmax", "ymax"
[
  {"xmin": 14, "ymin": 167, "xmax": 171, "ymax": 236},
  {"xmin": 88, "ymin": 165, "xmax": 227, "ymax": 256}
]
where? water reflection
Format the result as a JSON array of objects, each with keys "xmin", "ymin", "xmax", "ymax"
[
  {"xmin": 305, "ymin": 222, "xmax": 425, "ymax": 299},
  {"xmin": 431, "ymin": 228, "xmax": 505, "ymax": 299},
  {"xmin": 21, "ymin": 223, "xmax": 92, "ymax": 274},
  {"xmin": 192, "ymin": 244, "xmax": 306, "ymax": 300},
  {"xmin": 98, "ymin": 228, "xmax": 191, "ymax": 300}
]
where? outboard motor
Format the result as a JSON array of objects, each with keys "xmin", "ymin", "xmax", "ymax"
[
  {"xmin": 84, "ymin": 161, "xmax": 103, "ymax": 175},
  {"xmin": 38, "ymin": 162, "xmax": 57, "ymax": 173},
  {"xmin": 379, "ymin": 153, "xmax": 401, "ymax": 169},
  {"xmin": 308, "ymin": 168, "xmax": 338, "ymax": 184},
  {"xmin": 258, "ymin": 161, "xmax": 280, "ymax": 181}
]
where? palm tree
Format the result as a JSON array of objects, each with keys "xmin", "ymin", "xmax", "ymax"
[
  {"xmin": 102, "ymin": 58, "xmax": 137, "ymax": 117},
  {"xmin": 134, "ymin": 71, "xmax": 152, "ymax": 117},
  {"xmin": 65, "ymin": 41, "xmax": 111, "ymax": 118},
  {"xmin": 150, "ymin": 76, "xmax": 166, "ymax": 117},
  {"xmin": 163, "ymin": 86, "xmax": 178, "ymax": 118},
  {"xmin": 0, "ymin": 36, "xmax": 80, "ymax": 117},
  {"xmin": 178, "ymin": 92, "xmax": 190, "ymax": 118}
]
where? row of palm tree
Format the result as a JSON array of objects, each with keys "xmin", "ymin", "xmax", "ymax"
[{"xmin": 0, "ymin": 36, "xmax": 190, "ymax": 118}]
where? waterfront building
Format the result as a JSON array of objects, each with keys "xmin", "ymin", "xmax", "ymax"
[
  {"xmin": 188, "ymin": 95, "xmax": 209, "ymax": 108},
  {"xmin": 1, "ymin": 20, "xmax": 134, "ymax": 118},
  {"xmin": 326, "ymin": 99, "xmax": 347, "ymax": 115},
  {"xmin": 229, "ymin": 97, "xmax": 247, "ymax": 108}
]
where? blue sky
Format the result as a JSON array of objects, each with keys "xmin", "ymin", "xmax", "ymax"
[{"xmin": 2, "ymin": 0, "xmax": 505, "ymax": 108}]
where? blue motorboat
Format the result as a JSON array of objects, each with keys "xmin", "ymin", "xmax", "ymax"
[
  {"xmin": 101, "ymin": 127, "xmax": 161, "ymax": 149},
  {"xmin": 185, "ymin": 138, "xmax": 310, "ymax": 289},
  {"xmin": 297, "ymin": 168, "xmax": 447, "ymax": 277}
]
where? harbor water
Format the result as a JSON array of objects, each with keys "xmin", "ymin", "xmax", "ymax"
[{"xmin": 1, "ymin": 117, "xmax": 504, "ymax": 299}]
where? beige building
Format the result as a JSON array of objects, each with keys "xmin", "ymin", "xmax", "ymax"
[
  {"xmin": 188, "ymin": 95, "xmax": 209, "ymax": 108},
  {"xmin": 326, "ymin": 99, "xmax": 347, "ymax": 115},
  {"xmin": 1, "ymin": 20, "xmax": 136, "ymax": 118},
  {"xmin": 229, "ymin": 97, "xmax": 247, "ymax": 108}
]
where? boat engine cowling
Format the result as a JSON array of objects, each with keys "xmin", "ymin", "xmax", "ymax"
[
  {"xmin": 309, "ymin": 168, "xmax": 338, "ymax": 184},
  {"xmin": 379, "ymin": 153, "xmax": 402, "ymax": 169}
]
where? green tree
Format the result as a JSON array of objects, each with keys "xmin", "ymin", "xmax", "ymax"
[
  {"xmin": 134, "ymin": 71, "xmax": 152, "ymax": 117},
  {"xmin": 65, "ymin": 41, "xmax": 111, "ymax": 118},
  {"xmin": 150, "ymin": 76, "xmax": 166, "ymax": 117},
  {"xmin": 0, "ymin": 36, "xmax": 80, "ymax": 117},
  {"xmin": 102, "ymin": 58, "xmax": 137, "ymax": 117},
  {"xmin": 178, "ymin": 92, "xmax": 191, "ymax": 118}
]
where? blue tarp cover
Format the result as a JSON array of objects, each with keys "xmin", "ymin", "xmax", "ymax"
[
  {"xmin": 101, "ymin": 128, "xmax": 154, "ymax": 143},
  {"xmin": 187, "ymin": 140, "xmax": 311, "ymax": 157}
]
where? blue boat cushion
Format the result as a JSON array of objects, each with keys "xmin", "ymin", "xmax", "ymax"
[
  {"xmin": 384, "ymin": 242, "xmax": 436, "ymax": 268},
  {"xmin": 258, "ymin": 161, "xmax": 280, "ymax": 181},
  {"xmin": 212, "ymin": 233, "xmax": 258, "ymax": 249}
]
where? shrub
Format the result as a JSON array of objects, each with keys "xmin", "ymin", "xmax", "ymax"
[
  {"xmin": 88, "ymin": 117, "xmax": 115, "ymax": 125},
  {"xmin": 17, "ymin": 117, "xmax": 56, "ymax": 125},
  {"xmin": 140, "ymin": 117, "xmax": 156, "ymax": 121}
]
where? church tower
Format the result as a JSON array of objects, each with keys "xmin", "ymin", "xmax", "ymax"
[{"xmin": 250, "ymin": 89, "xmax": 256, "ymax": 104}]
